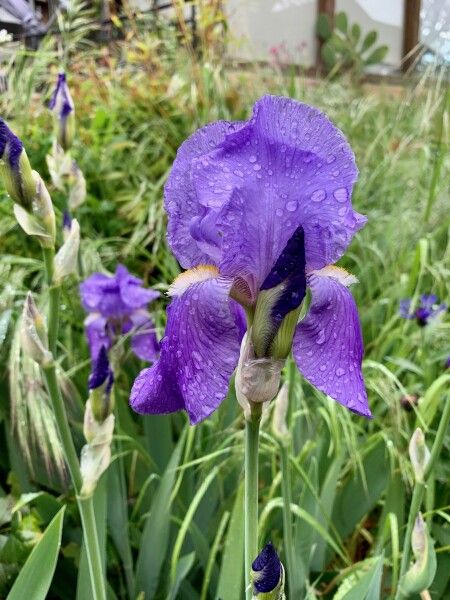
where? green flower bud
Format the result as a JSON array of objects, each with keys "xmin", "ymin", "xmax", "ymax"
[
  {"xmin": 0, "ymin": 119, "xmax": 36, "ymax": 210},
  {"xmin": 400, "ymin": 513, "xmax": 437, "ymax": 596},
  {"xmin": 53, "ymin": 218, "xmax": 80, "ymax": 283},
  {"xmin": 409, "ymin": 428, "xmax": 430, "ymax": 483},
  {"xmin": 20, "ymin": 293, "xmax": 53, "ymax": 366}
]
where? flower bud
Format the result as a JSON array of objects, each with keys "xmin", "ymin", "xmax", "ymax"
[
  {"xmin": 49, "ymin": 73, "xmax": 75, "ymax": 152},
  {"xmin": 68, "ymin": 161, "xmax": 86, "ymax": 210},
  {"xmin": 409, "ymin": 428, "xmax": 430, "ymax": 483},
  {"xmin": 46, "ymin": 140, "xmax": 72, "ymax": 191},
  {"xmin": 251, "ymin": 543, "xmax": 285, "ymax": 599},
  {"xmin": 53, "ymin": 218, "xmax": 80, "ymax": 283},
  {"xmin": 272, "ymin": 383, "xmax": 290, "ymax": 442},
  {"xmin": 0, "ymin": 119, "xmax": 36, "ymax": 210},
  {"xmin": 13, "ymin": 172, "xmax": 56, "ymax": 248},
  {"xmin": 20, "ymin": 293, "xmax": 53, "ymax": 366},
  {"xmin": 400, "ymin": 513, "xmax": 437, "ymax": 595},
  {"xmin": 63, "ymin": 210, "xmax": 72, "ymax": 241},
  {"xmin": 87, "ymin": 346, "xmax": 114, "ymax": 425},
  {"xmin": 80, "ymin": 411, "xmax": 115, "ymax": 497},
  {"xmin": 236, "ymin": 333, "xmax": 284, "ymax": 420}
]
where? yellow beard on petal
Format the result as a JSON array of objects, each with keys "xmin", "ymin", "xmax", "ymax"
[
  {"xmin": 168, "ymin": 265, "xmax": 220, "ymax": 297},
  {"xmin": 313, "ymin": 265, "xmax": 358, "ymax": 287}
]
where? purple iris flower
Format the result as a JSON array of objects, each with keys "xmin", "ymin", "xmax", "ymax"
[
  {"xmin": 399, "ymin": 294, "xmax": 446, "ymax": 326},
  {"xmin": 130, "ymin": 95, "xmax": 370, "ymax": 424},
  {"xmin": 49, "ymin": 72, "xmax": 74, "ymax": 150},
  {"xmin": 80, "ymin": 264, "xmax": 160, "ymax": 362}
]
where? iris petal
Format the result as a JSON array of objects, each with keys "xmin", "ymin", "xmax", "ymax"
[
  {"xmin": 130, "ymin": 276, "xmax": 241, "ymax": 424},
  {"xmin": 293, "ymin": 272, "xmax": 371, "ymax": 417}
]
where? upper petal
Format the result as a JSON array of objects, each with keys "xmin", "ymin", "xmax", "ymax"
[
  {"xmin": 164, "ymin": 120, "xmax": 243, "ymax": 269},
  {"xmin": 192, "ymin": 95, "xmax": 365, "ymax": 281},
  {"xmin": 128, "ymin": 311, "xmax": 160, "ymax": 362},
  {"xmin": 116, "ymin": 264, "xmax": 160, "ymax": 310},
  {"xmin": 85, "ymin": 314, "xmax": 111, "ymax": 360},
  {"xmin": 129, "ymin": 274, "xmax": 241, "ymax": 424},
  {"xmin": 293, "ymin": 270, "xmax": 370, "ymax": 417}
]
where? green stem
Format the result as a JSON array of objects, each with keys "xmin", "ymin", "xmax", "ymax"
[
  {"xmin": 42, "ymin": 365, "xmax": 106, "ymax": 600},
  {"xmin": 42, "ymin": 247, "xmax": 107, "ymax": 600},
  {"xmin": 280, "ymin": 442, "xmax": 299, "ymax": 597},
  {"xmin": 245, "ymin": 408, "xmax": 261, "ymax": 600},
  {"xmin": 396, "ymin": 398, "xmax": 450, "ymax": 597},
  {"xmin": 42, "ymin": 247, "xmax": 60, "ymax": 356}
]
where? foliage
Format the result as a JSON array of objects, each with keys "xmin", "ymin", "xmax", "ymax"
[
  {"xmin": 0, "ymin": 7, "xmax": 449, "ymax": 600},
  {"xmin": 316, "ymin": 11, "xmax": 389, "ymax": 80}
]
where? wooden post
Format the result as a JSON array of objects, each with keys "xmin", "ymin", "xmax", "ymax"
[
  {"xmin": 402, "ymin": 0, "xmax": 421, "ymax": 72},
  {"xmin": 316, "ymin": 0, "xmax": 335, "ymax": 71}
]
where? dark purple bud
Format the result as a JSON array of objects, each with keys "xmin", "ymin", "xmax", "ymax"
[
  {"xmin": 63, "ymin": 209, "xmax": 72, "ymax": 231},
  {"xmin": 0, "ymin": 119, "xmax": 36, "ymax": 209},
  {"xmin": 0, "ymin": 118, "xmax": 23, "ymax": 169},
  {"xmin": 88, "ymin": 345, "xmax": 114, "ymax": 392},
  {"xmin": 251, "ymin": 542, "xmax": 283, "ymax": 594}
]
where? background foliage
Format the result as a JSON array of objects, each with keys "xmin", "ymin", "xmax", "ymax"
[{"xmin": 0, "ymin": 3, "xmax": 449, "ymax": 598}]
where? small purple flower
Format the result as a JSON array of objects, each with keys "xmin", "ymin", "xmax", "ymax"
[
  {"xmin": 251, "ymin": 543, "xmax": 284, "ymax": 595},
  {"xmin": 130, "ymin": 96, "xmax": 370, "ymax": 423},
  {"xmin": 49, "ymin": 72, "xmax": 75, "ymax": 151},
  {"xmin": 80, "ymin": 264, "xmax": 160, "ymax": 362},
  {"xmin": 399, "ymin": 294, "xmax": 446, "ymax": 326}
]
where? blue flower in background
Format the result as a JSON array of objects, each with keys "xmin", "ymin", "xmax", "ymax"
[{"xmin": 399, "ymin": 294, "xmax": 446, "ymax": 326}]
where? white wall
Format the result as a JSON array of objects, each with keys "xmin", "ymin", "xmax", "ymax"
[{"xmin": 226, "ymin": 0, "xmax": 406, "ymax": 68}]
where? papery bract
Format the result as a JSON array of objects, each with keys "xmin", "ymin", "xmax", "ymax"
[{"xmin": 130, "ymin": 95, "xmax": 370, "ymax": 424}]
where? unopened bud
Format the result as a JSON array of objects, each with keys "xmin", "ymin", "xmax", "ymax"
[
  {"xmin": 409, "ymin": 428, "xmax": 430, "ymax": 483},
  {"xmin": 251, "ymin": 543, "xmax": 285, "ymax": 599},
  {"xmin": 20, "ymin": 293, "xmax": 53, "ymax": 366},
  {"xmin": 87, "ymin": 346, "xmax": 114, "ymax": 425},
  {"xmin": 49, "ymin": 73, "xmax": 75, "ymax": 152},
  {"xmin": 80, "ymin": 410, "xmax": 115, "ymax": 497},
  {"xmin": 53, "ymin": 218, "xmax": 80, "ymax": 283},
  {"xmin": 236, "ymin": 333, "xmax": 283, "ymax": 420},
  {"xmin": 46, "ymin": 140, "xmax": 72, "ymax": 191},
  {"xmin": 400, "ymin": 513, "xmax": 437, "ymax": 595},
  {"xmin": 0, "ymin": 119, "xmax": 36, "ymax": 210},
  {"xmin": 12, "ymin": 172, "xmax": 55, "ymax": 248},
  {"xmin": 272, "ymin": 383, "xmax": 290, "ymax": 442},
  {"xmin": 62, "ymin": 210, "xmax": 72, "ymax": 241},
  {"xmin": 68, "ymin": 161, "xmax": 86, "ymax": 210}
]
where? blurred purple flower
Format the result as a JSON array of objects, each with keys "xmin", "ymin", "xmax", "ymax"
[
  {"xmin": 399, "ymin": 294, "xmax": 446, "ymax": 326},
  {"xmin": 130, "ymin": 95, "xmax": 370, "ymax": 424},
  {"xmin": 49, "ymin": 72, "xmax": 74, "ymax": 150},
  {"xmin": 80, "ymin": 264, "xmax": 160, "ymax": 362},
  {"xmin": 88, "ymin": 345, "xmax": 114, "ymax": 392}
]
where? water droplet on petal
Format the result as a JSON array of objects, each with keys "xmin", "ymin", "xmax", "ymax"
[
  {"xmin": 333, "ymin": 188, "xmax": 348, "ymax": 203},
  {"xmin": 336, "ymin": 368, "xmax": 345, "ymax": 376},
  {"xmin": 316, "ymin": 329, "xmax": 326, "ymax": 345},
  {"xmin": 249, "ymin": 155, "xmax": 257, "ymax": 163},
  {"xmin": 311, "ymin": 189, "xmax": 326, "ymax": 202},
  {"xmin": 286, "ymin": 200, "xmax": 298, "ymax": 212}
]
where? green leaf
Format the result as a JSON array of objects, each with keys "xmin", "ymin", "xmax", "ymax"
[
  {"xmin": 361, "ymin": 30, "xmax": 378, "ymax": 53},
  {"xmin": 167, "ymin": 552, "xmax": 195, "ymax": 600},
  {"xmin": 334, "ymin": 554, "xmax": 384, "ymax": 600},
  {"xmin": 316, "ymin": 13, "xmax": 332, "ymax": 40},
  {"xmin": 322, "ymin": 43, "xmax": 337, "ymax": 69},
  {"xmin": 350, "ymin": 23, "xmax": 361, "ymax": 44},
  {"xmin": 134, "ymin": 431, "xmax": 185, "ymax": 598},
  {"xmin": 216, "ymin": 482, "xmax": 245, "ymax": 600},
  {"xmin": 335, "ymin": 12, "xmax": 348, "ymax": 34},
  {"xmin": 7, "ymin": 506, "xmax": 65, "ymax": 600},
  {"xmin": 364, "ymin": 45, "xmax": 389, "ymax": 66}
]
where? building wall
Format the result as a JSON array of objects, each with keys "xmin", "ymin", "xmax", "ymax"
[{"xmin": 225, "ymin": 0, "xmax": 405, "ymax": 68}]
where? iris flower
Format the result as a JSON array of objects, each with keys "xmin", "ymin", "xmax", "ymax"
[
  {"xmin": 399, "ymin": 294, "xmax": 446, "ymax": 326},
  {"xmin": 80, "ymin": 264, "xmax": 160, "ymax": 362},
  {"xmin": 251, "ymin": 543, "xmax": 284, "ymax": 597},
  {"xmin": 130, "ymin": 95, "xmax": 370, "ymax": 423}
]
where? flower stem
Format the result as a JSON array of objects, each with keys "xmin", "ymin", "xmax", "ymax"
[
  {"xmin": 395, "ymin": 398, "xmax": 450, "ymax": 598},
  {"xmin": 42, "ymin": 247, "xmax": 60, "ymax": 356},
  {"xmin": 245, "ymin": 407, "xmax": 261, "ymax": 600},
  {"xmin": 41, "ymin": 247, "xmax": 107, "ymax": 600},
  {"xmin": 280, "ymin": 441, "xmax": 299, "ymax": 597}
]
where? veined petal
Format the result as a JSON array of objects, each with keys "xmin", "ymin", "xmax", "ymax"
[
  {"xmin": 192, "ymin": 95, "xmax": 365, "ymax": 282},
  {"xmin": 164, "ymin": 120, "xmax": 244, "ymax": 269},
  {"xmin": 293, "ymin": 271, "xmax": 370, "ymax": 417},
  {"xmin": 128, "ymin": 311, "xmax": 159, "ymax": 362},
  {"xmin": 130, "ymin": 274, "xmax": 241, "ymax": 424}
]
